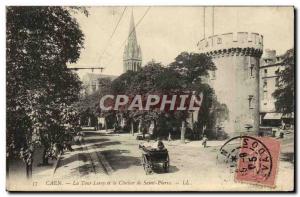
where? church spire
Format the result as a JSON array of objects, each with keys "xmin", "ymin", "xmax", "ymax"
[
  {"xmin": 123, "ymin": 9, "xmax": 142, "ymax": 73},
  {"xmin": 128, "ymin": 9, "xmax": 137, "ymax": 45}
]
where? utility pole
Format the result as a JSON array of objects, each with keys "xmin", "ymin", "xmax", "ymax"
[
  {"xmin": 203, "ymin": 7, "xmax": 206, "ymax": 39},
  {"xmin": 68, "ymin": 67, "xmax": 105, "ymax": 73},
  {"xmin": 212, "ymin": 6, "xmax": 214, "ymax": 37}
]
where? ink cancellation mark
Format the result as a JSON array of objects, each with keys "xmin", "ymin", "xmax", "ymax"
[
  {"xmin": 219, "ymin": 136, "xmax": 280, "ymax": 187},
  {"xmin": 235, "ymin": 136, "xmax": 280, "ymax": 187}
]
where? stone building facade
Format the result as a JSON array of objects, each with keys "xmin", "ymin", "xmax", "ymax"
[
  {"xmin": 123, "ymin": 11, "xmax": 142, "ymax": 72},
  {"xmin": 259, "ymin": 49, "xmax": 290, "ymax": 126},
  {"xmin": 197, "ymin": 32, "xmax": 263, "ymax": 134},
  {"xmin": 81, "ymin": 73, "xmax": 117, "ymax": 95}
]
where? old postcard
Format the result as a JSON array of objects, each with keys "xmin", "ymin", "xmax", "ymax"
[{"xmin": 6, "ymin": 6, "xmax": 295, "ymax": 192}]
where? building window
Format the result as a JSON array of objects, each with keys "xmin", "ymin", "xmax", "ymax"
[
  {"xmin": 249, "ymin": 64, "xmax": 255, "ymax": 77},
  {"xmin": 263, "ymin": 91, "xmax": 268, "ymax": 100},
  {"xmin": 263, "ymin": 79, "xmax": 267, "ymax": 89},
  {"xmin": 264, "ymin": 69, "xmax": 268, "ymax": 77},
  {"xmin": 276, "ymin": 57, "xmax": 282, "ymax": 62},
  {"xmin": 217, "ymin": 38, "xmax": 222, "ymax": 44},
  {"xmin": 248, "ymin": 95, "xmax": 254, "ymax": 109}
]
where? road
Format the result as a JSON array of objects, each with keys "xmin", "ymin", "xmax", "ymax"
[{"xmin": 32, "ymin": 129, "xmax": 294, "ymax": 191}]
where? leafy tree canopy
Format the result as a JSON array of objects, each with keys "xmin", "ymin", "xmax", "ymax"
[
  {"xmin": 272, "ymin": 48, "xmax": 294, "ymax": 114},
  {"xmin": 6, "ymin": 6, "xmax": 86, "ymax": 169}
]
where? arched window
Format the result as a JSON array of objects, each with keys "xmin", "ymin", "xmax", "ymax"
[
  {"xmin": 249, "ymin": 64, "xmax": 254, "ymax": 77},
  {"xmin": 248, "ymin": 95, "xmax": 254, "ymax": 109}
]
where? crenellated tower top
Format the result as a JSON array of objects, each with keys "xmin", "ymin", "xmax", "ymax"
[{"xmin": 197, "ymin": 32, "xmax": 263, "ymax": 58}]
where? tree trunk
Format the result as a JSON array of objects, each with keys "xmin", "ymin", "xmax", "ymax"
[
  {"xmin": 200, "ymin": 124, "xmax": 204, "ymax": 140},
  {"xmin": 42, "ymin": 147, "xmax": 49, "ymax": 165},
  {"xmin": 26, "ymin": 163, "xmax": 32, "ymax": 179},
  {"xmin": 138, "ymin": 120, "xmax": 142, "ymax": 134},
  {"xmin": 181, "ymin": 121, "xmax": 186, "ymax": 143},
  {"xmin": 131, "ymin": 121, "xmax": 134, "ymax": 136},
  {"xmin": 104, "ymin": 118, "xmax": 108, "ymax": 132},
  {"xmin": 26, "ymin": 150, "xmax": 33, "ymax": 179},
  {"xmin": 6, "ymin": 156, "xmax": 9, "ymax": 178}
]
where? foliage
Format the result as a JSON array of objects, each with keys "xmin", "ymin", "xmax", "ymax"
[
  {"xmin": 78, "ymin": 78, "xmax": 113, "ymax": 114},
  {"xmin": 272, "ymin": 48, "xmax": 295, "ymax": 114},
  {"xmin": 110, "ymin": 53, "xmax": 220, "ymax": 138},
  {"xmin": 169, "ymin": 52, "xmax": 216, "ymax": 84},
  {"xmin": 76, "ymin": 77, "xmax": 114, "ymax": 127},
  {"xmin": 6, "ymin": 6, "xmax": 86, "ymax": 169}
]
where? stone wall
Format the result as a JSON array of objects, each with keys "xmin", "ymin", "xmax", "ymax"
[{"xmin": 198, "ymin": 32, "xmax": 263, "ymax": 133}]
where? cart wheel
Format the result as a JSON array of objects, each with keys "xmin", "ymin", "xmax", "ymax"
[
  {"xmin": 145, "ymin": 162, "xmax": 153, "ymax": 175},
  {"xmin": 142, "ymin": 155, "xmax": 152, "ymax": 175},
  {"xmin": 142, "ymin": 155, "xmax": 147, "ymax": 170},
  {"xmin": 148, "ymin": 160, "xmax": 154, "ymax": 175},
  {"xmin": 146, "ymin": 165, "xmax": 152, "ymax": 175}
]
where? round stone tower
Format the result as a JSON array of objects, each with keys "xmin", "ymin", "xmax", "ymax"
[{"xmin": 197, "ymin": 32, "xmax": 263, "ymax": 134}]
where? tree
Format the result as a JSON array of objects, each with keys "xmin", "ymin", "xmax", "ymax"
[
  {"xmin": 109, "ymin": 52, "xmax": 219, "ymax": 141},
  {"xmin": 110, "ymin": 55, "xmax": 219, "ymax": 141},
  {"xmin": 111, "ymin": 61, "xmax": 179, "ymax": 135},
  {"xmin": 169, "ymin": 52, "xmax": 216, "ymax": 84},
  {"xmin": 169, "ymin": 52, "xmax": 217, "ymax": 142},
  {"xmin": 6, "ymin": 6, "xmax": 86, "ymax": 178},
  {"xmin": 273, "ymin": 48, "xmax": 295, "ymax": 114},
  {"xmin": 76, "ymin": 77, "xmax": 114, "ymax": 129},
  {"xmin": 111, "ymin": 71, "xmax": 138, "ymax": 94},
  {"xmin": 111, "ymin": 62, "xmax": 164, "ymax": 133}
]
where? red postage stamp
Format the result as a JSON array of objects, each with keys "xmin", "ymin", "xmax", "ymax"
[{"xmin": 235, "ymin": 136, "xmax": 281, "ymax": 187}]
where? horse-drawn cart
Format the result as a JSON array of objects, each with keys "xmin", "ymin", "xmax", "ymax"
[{"xmin": 139, "ymin": 144, "xmax": 169, "ymax": 174}]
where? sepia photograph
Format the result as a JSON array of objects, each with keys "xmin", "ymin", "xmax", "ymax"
[{"xmin": 5, "ymin": 5, "xmax": 295, "ymax": 192}]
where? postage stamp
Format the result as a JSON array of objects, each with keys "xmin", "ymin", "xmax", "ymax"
[{"xmin": 235, "ymin": 136, "xmax": 281, "ymax": 187}]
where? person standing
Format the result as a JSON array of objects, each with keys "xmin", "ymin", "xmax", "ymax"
[
  {"xmin": 149, "ymin": 121, "xmax": 155, "ymax": 139},
  {"xmin": 281, "ymin": 120, "xmax": 286, "ymax": 130},
  {"xmin": 202, "ymin": 134, "xmax": 208, "ymax": 148}
]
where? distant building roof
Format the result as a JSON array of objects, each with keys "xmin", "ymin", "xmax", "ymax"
[
  {"xmin": 260, "ymin": 49, "xmax": 284, "ymax": 68},
  {"xmin": 81, "ymin": 73, "xmax": 118, "ymax": 85}
]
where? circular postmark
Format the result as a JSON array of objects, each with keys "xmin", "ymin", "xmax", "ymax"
[{"xmin": 218, "ymin": 136, "xmax": 273, "ymax": 180}]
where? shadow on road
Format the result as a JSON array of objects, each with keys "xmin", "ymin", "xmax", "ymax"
[
  {"xmin": 281, "ymin": 152, "xmax": 294, "ymax": 163},
  {"xmin": 83, "ymin": 131, "xmax": 107, "ymax": 137},
  {"xmin": 83, "ymin": 138, "xmax": 110, "ymax": 144},
  {"xmin": 101, "ymin": 149, "xmax": 141, "ymax": 171},
  {"xmin": 59, "ymin": 153, "xmax": 84, "ymax": 167},
  {"xmin": 72, "ymin": 163, "xmax": 94, "ymax": 177},
  {"xmin": 88, "ymin": 141, "xmax": 121, "ymax": 149},
  {"xmin": 83, "ymin": 131, "xmax": 126, "ymax": 137},
  {"xmin": 56, "ymin": 151, "xmax": 95, "ymax": 177},
  {"xmin": 151, "ymin": 164, "xmax": 180, "ymax": 174},
  {"xmin": 72, "ymin": 140, "xmax": 121, "ymax": 152}
]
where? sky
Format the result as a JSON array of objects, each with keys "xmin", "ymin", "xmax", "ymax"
[{"xmin": 69, "ymin": 6, "xmax": 294, "ymax": 78}]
